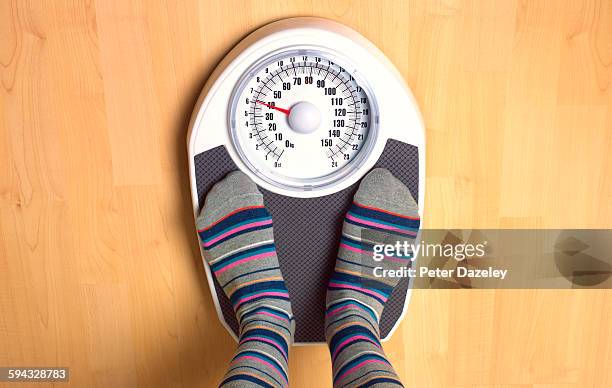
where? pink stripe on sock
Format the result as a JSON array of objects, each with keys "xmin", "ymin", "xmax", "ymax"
[
  {"xmin": 346, "ymin": 213, "xmax": 417, "ymax": 236},
  {"xmin": 203, "ymin": 219, "xmax": 272, "ymax": 247},
  {"xmin": 332, "ymin": 335, "xmax": 380, "ymax": 360},
  {"xmin": 231, "ymin": 355, "xmax": 287, "ymax": 384},
  {"xmin": 326, "ymin": 303, "xmax": 367, "ymax": 318},
  {"xmin": 328, "ymin": 282, "xmax": 387, "ymax": 302},
  {"xmin": 240, "ymin": 336, "xmax": 287, "ymax": 359},
  {"xmin": 214, "ymin": 251, "xmax": 276, "ymax": 276},
  {"xmin": 336, "ymin": 359, "xmax": 387, "ymax": 385},
  {"xmin": 256, "ymin": 311, "xmax": 289, "ymax": 323},
  {"xmin": 339, "ymin": 243, "xmax": 370, "ymax": 255},
  {"xmin": 234, "ymin": 291, "xmax": 289, "ymax": 309}
]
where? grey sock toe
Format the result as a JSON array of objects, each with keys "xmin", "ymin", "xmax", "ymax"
[
  {"xmin": 197, "ymin": 171, "xmax": 263, "ymax": 229},
  {"xmin": 217, "ymin": 170, "xmax": 259, "ymax": 193},
  {"xmin": 354, "ymin": 168, "xmax": 418, "ymax": 216}
]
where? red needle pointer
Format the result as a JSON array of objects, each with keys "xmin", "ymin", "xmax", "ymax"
[{"xmin": 255, "ymin": 100, "xmax": 291, "ymax": 115}]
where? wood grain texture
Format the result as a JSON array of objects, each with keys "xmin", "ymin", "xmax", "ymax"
[{"xmin": 1, "ymin": 0, "xmax": 611, "ymax": 387}]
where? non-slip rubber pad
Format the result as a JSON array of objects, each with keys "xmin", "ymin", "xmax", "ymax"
[{"xmin": 194, "ymin": 139, "xmax": 419, "ymax": 342}]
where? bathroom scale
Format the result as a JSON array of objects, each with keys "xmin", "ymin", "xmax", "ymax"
[{"xmin": 187, "ymin": 17, "xmax": 425, "ymax": 344}]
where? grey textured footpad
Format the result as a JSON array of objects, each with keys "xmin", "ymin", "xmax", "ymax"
[{"xmin": 194, "ymin": 139, "xmax": 418, "ymax": 342}]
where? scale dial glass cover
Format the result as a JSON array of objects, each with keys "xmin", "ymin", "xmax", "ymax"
[{"xmin": 229, "ymin": 48, "xmax": 378, "ymax": 191}]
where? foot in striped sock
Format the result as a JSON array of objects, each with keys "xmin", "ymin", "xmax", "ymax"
[
  {"xmin": 325, "ymin": 168, "xmax": 420, "ymax": 388},
  {"xmin": 197, "ymin": 171, "xmax": 294, "ymax": 388}
]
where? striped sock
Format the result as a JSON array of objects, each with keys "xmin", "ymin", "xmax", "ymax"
[
  {"xmin": 325, "ymin": 168, "xmax": 420, "ymax": 388},
  {"xmin": 197, "ymin": 171, "xmax": 294, "ymax": 388}
]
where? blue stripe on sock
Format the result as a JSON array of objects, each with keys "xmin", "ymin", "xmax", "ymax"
[
  {"xmin": 240, "ymin": 319, "xmax": 292, "ymax": 336},
  {"xmin": 327, "ymin": 300, "xmax": 378, "ymax": 322},
  {"xmin": 202, "ymin": 215, "xmax": 271, "ymax": 243},
  {"xmin": 225, "ymin": 365, "xmax": 282, "ymax": 387},
  {"xmin": 330, "ymin": 272, "xmax": 393, "ymax": 296},
  {"xmin": 342, "ymin": 369, "xmax": 403, "ymax": 387},
  {"xmin": 329, "ymin": 325, "xmax": 380, "ymax": 360},
  {"xmin": 340, "ymin": 235, "xmax": 375, "ymax": 251},
  {"xmin": 349, "ymin": 203, "xmax": 420, "ymax": 229},
  {"xmin": 348, "ymin": 211, "xmax": 418, "ymax": 232},
  {"xmin": 340, "ymin": 369, "xmax": 400, "ymax": 388},
  {"xmin": 361, "ymin": 377, "xmax": 404, "ymax": 387},
  {"xmin": 241, "ymin": 327, "xmax": 289, "ymax": 356},
  {"xmin": 232, "ymin": 351, "xmax": 288, "ymax": 381},
  {"xmin": 234, "ymin": 294, "xmax": 290, "ymax": 309},
  {"xmin": 337, "ymin": 257, "xmax": 376, "ymax": 269},
  {"xmin": 199, "ymin": 207, "xmax": 270, "ymax": 240},
  {"xmin": 220, "ymin": 373, "xmax": 274, "ymax": 388},
  {"xmin": 345, "ymin": 217, "xmax": 414, "ymax": 238},
  {"xmin": 334, "ymin": 353, "xmax": 390, "ymax": 383},
  {"xmin": 241, "ymin": 306, "xmax": 292, "ymax": 322},
  {"xmin": 221, "ymin": 266, "xmax": 280, "ymax": 288},
  {"xmin": 204, "ymin": 223, "xmax": 272, "ymax": 249},
  {"xmin": 211, "ymin": 244, "xmax": 276, "ymax": 272},
  {"xmin": 229, "ymin": 281, "xmax": 287, "ymax": 304},
  {"xmin": 325, "ymin": 313, "xmax": 378, "ymax": 334}
]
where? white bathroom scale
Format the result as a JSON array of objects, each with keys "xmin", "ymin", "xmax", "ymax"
[{"xmin": 187, "ymin": 17, "xmax": 425, "ymax": 344}]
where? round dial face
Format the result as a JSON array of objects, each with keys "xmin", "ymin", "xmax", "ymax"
[{"xmin": 229, "ymin": 49, "xmax": 378, "ymax": 191}]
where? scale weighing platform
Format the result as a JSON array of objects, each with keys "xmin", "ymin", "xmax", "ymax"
[{"xmin": 187, "ymin": 17, "xmax": 425, "ymax": 344}]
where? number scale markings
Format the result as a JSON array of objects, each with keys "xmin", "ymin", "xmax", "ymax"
[
  {"xmin": 249, "ymin": 63, "xmax": 363, "ymax": 161},
  {"xmin": 231, "ymin": 50, "xmax": 374, "ymax": 187}
]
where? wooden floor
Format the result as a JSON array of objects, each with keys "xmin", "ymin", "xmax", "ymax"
[{"xmin": 1, "ymin": 1, "xmax": 611, "ymax": 387}]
